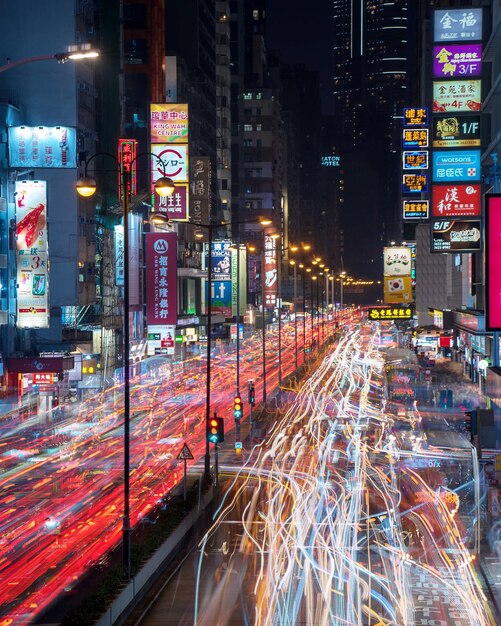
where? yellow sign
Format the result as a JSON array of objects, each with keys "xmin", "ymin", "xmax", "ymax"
[
  {"xmin": 368, "ymin": 307, "xmax": 412, "ymax": 321},
  {"xmin": 403, "ymin": 129, "xmax": 429, "ymax": 148},
  {"xmin": 150, "ymin": 103, "xmax": 189, "ymax": 143},
  {"xmin": 384, "ymin": 276, "xmax": 413, "ymax": 304},
  {"xmin": 403, "ymin": 200, "xmax": 429, "ymax": 220},
  {"xmin": 403, "ymin": 107, "xmax": 428, "ymax": 126}
]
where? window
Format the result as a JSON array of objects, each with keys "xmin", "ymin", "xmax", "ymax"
[
  {"xmin": 244, "ymin": 124, "xmax": 253, "ymax": 132},
  {"xmin": 256, "ymin": 124, "xmax": 262, "ymax": 131},
  {"xmin": 244, "ymin": 139, "xmax": 253, "ymax": 147}
]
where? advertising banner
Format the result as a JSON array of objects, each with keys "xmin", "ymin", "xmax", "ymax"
[
  {"xmin": 433, "ymin": 44, "xmax": 482, "ymax": 78},
  {"xmin": 432, "ymin": 150, "xmax": 481, "ymax": 182},
  {"xmin": 15, "ymin": 180, "xmax": 49, "ymax": 328},
  {"xmin": 207, "ymin": 280, "xmax": 232, "ymax": 317},
  {"xmin": 402, "ymin": 173, "xmax": 428, "ymax": 194},
  {"xmin": 145, "ymin": 232, "xmax": 177, "ymax": 325},
  {"xmin": 432, "ymin": 183, "xmax": 481, "ymax": 218},
  {"xmin": 486, "ymin": 195, "xmax": 501, "ymax": 330},
  {"xmin": 154, "ymin": 184, "xmax": 189, "ymax": 220},
  {"xmin": 403, "ymin": 151, "xmax": 428, "ymax": 170},
  {"xmin": 368, "ymin": 307, "xmax": 412, "ymax": 321},
  {"xmin": 151, "ymin": 144, "xmax": 189, "ymax": 183},
  {"xmin": 115, "ymin": 225, "xmax": 124, "ymax": 286},
  {"xmin": 403, "ymin": 108, "xmax": 428, "ymax": 127},
  {"xmin": 147, "ymin": 324, "xmax": 175, "ymax": 356},
  {"xmin": 433, "ymin": 80, "xmax": 481, "ymax": 113},
  {"xmin": 8, "ymin": 126, "xmax": 77, "ymax": 169},
  {"xmin": 403, "ymin": 200, "xmax": 429, "ymax": 220},
  {"xmin": 402, "ymin": 129, "xmax": 428, "ymax": 148},
  {"xmin": 383, "ymin": 247, "xmax": 412, "ymax": 276},
  {"xmin": 150, "ymin": 103, "xmax": 188, "ymax": 143},
  {"xmin": 431, "ymin": 219, "xmax": 481, "ymax": 253},
  {"xmin": 206, "ymin": 241, "xmax": 232, "ymax": 281},
  {"xmin": 432, "ymin": 114, "xmax": 480, "ymax": 148},
  {"xmin": 264, "ymin": 232, "xmax": 277, "ymax": 308},
  {"xmin": 383, "ymin": 276, "xmax": 413, "ymax": 304},
  {"xmin": 434, "ymin": 9, "xmax": 482, "ymax": 42}
]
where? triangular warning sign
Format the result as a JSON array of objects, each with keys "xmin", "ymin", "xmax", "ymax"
[{"xmin": 177, "ymin": 443, "xmax": 194, "ymax": 460}]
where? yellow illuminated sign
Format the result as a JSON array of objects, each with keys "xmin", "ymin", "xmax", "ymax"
[{"xmin": 368, "ymin": 307, "xmax": 412, "ymax": 321}]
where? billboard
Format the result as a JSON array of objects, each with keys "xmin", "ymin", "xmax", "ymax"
[
  {"xmin": 383, "ymin": 276, "xmax": 412, "ymax": 304},
  {"xmin": 147, "ymin": 325, "xmax": 175, "ymax": 356},
  {"xmin": 403, "ymin": 108, "xmax": 428, "ymax": 127},
  {"xmin": 402, "ymin": 173, "xmax": 428, "ymax": 194},
  {"xmin": 383, "ymin": 247, "xmax": 412, "ymax": 276},
  {"xmin": 433, "ymin": 44, "xmax": 482, "ymax": 78},
  {"xmin": 151, "ymin": 144, "xmax": 189, "ymax": 183},
  {"xmin": 433, "ymin": 80, "xmax": 481, "ymax": 113},
  {"xmin": 403, "ymin": 200, "xmax": 429, "ymax": 220},
  {"xmin": 368, "ymin": 307, "xmax": 412, "ymax": 322},
  {"xmin": 208, "ymin": 280, "xmax": 232, "ymax": 316},
  {"xmin": 403, "ymin": 151, "xmax": 428, "ymax": 170},
  {"xmin": 432, "ymin": 184, "xmax": 481, "ymax": 218},
  {"xmin": 8, "ymin": 126, "xmax": 76, "ymax": 168},
  {"xmin": 431, "ymin": 219, "xmax": 481, "ymax": 253},
  {"xmin": 206, "ymin": 241, "xmax": 232, "ymax": 281},
  {"xmin": 432, "ymin": 114, "xmax": 480, "ymax": 148},
  {"xmin": 145, "ymin": 232, "xmax": 177, "ymax": 325},
  {"xmin": 486, "ymin": 195, "xmax": 501, "ymax": 330},
  {"xmin": 150, "ymin": 103, "xmax": 188, "ymax": 143},
  {"xmin": 434, "ymin": 9, "xmax": 483, "ymax": 42},
  {"xmin": 432, "ymin": 150, "xmax": 481, "ymax": 182},
  {"xmin": 264, "ymin": 232, "xmax": 277, "ymax": 308},
  {"xmin": 402, "ymin": 129, "xmax": 428, "ymax": 148},
  {"xmin": 15, "ymin": 180, "xmax": 49, "ymax": 328},
  {"xmin": 189, "ymin": 157, "xmax": 211, "ymax": 231},
  {"xmin": 154, "ymin": 184, "xmax": 189, "ymax": 221}
]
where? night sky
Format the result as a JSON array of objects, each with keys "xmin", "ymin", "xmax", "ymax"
[{"xmin": 266, "ymin": 3, "xmax": 334, "ymax": 114}]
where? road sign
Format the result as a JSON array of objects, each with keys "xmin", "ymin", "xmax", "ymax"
[
  {"xmin": 177, "ymin": 443, "xmax": 194, "ymax": 460},
  {"xmin": 235, "ymin": 441, "xmax": 242, "ymax": 450}
]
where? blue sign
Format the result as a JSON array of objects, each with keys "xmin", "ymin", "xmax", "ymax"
[
  {"xmin": 8, "ymin": 126, "xmax": 77, "ymax": 168},
  {"xmin": 432, "ymin": 150, "xmax": 481, "ymax": 182},
  {"xmin": 207, "ymin": 280, "xmax": 232, "ymax": 308},
  {"xmin": 206, "ymin": 241, "xmax": 232, "ymax": 281}
]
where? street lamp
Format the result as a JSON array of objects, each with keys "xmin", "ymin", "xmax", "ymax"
[
  {"xmin": 76, "ymin": 152, "xmax": 173, "ymax": 579},
  {"xmin": 0, "ymin": 44, "xmax": 99, "ymax": 73},
  {"xmin": 289, "ymin": 259, "xmax": 298, "ymax": 369},
  {"xmin": 261, "ymin": 229, "xmax": 280, "ymax": 403}
]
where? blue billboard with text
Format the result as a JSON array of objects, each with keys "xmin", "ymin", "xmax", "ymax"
[{"xmin": 432, "ymin": 150, "xmax": 481, "ymax": 182}]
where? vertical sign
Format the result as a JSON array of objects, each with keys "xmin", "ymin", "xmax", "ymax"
[
  {"xmin": 486, "ymin": 195, "xmax": 501, "ymax": 330},
  {"xmin": 115, "ymin": 225, "xmax": 124, "ymax": 286},
  {"xmin": 263, "ymin": 232, "xmax": 277, "ymax": 308},
  {"xmin": 145, "ymin": 232, "xmax": 177, "ymax": 325},
  {"xmin": 15, "ymin": 180, "xmax": 49, "ymax": 328},
  {"xmin": 118, "ymin": 138, "xmax": 137, "ymax": 197},
  {"xmin": 190, "ymin": 157, "xmax": 210, "ymax": 233},
  {"xmin": 231, "ymin": 247, "xmax": 247, "ymax": 316}
]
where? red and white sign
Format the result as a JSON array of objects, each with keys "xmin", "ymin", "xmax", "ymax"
[
  {"xmin": 145, "ymin": 233, "xmax": 177, "ymax": 326},
  {"xmin": 432, "ymin": 183, "xmax": 481, "ymax": 218},
  {"xmin": 486, "ymin": 195, "xmax": 501, "ymax": 330},
  {"xmin": 33, "ymin": 372, "xmax": 55, "ymax": 384},
  {"xmin": 151, "ymin": 144, "xmax": 188, "ymax": 183},
  {"xmin": 263, "ymin": 230, "xmax": 277, "ymax": 308}
]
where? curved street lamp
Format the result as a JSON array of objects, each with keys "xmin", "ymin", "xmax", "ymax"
[
  {"xmin": 0, "ymin": 45, "xmax": 99, "ymax": 73},
  {"xmin": 76, "ymin": 151, "xmax": 174, "ymax": 580}
]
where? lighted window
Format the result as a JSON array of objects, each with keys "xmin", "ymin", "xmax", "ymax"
[{"xmin": 244, "ymin": 124, "xmax": 253, "ymax": 132}]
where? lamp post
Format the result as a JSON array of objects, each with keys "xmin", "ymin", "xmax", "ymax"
[
  {"xmin": 0, "ymin": 44, "xmax": 99, "ymax": 73},
  {"xmin": 289, "ymin": 260, "xmax": 298, "ymax": 369},
  {"xmin": 76, "ymin": 153, "xmax": 174, "ymax": 579},
  {"xmin": 340, "ymin": 271, "xmax": 346, "ymax": 310}
]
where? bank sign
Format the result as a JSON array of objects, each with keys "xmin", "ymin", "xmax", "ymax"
[
  {"xmin": 433, "ymin": 44, "xmax": 482, "ymax": 78},
  {"xmin": 432, "ymin": 114, "xmax": 480, "ymax": 148},
  {"xmin": 432, "ymin": 150, "xmax": 480, "ymax": 182}
]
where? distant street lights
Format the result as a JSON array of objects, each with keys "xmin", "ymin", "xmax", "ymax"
[{"xmin": 76, "ymin": 152, "xmax": 174, "ymax": 579}]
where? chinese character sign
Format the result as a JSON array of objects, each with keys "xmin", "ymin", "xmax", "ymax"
[
  {"xmin": 402, "ymin": 129, "xmax": 429, "ymax": 148},
  {"xmin": 433, "ymin": 80, "xmax": 481, "ymax": 113},
  {"xmin": 431, "ymin": 219, "xmax": 481, "ymax": 253},
  {"xmin": 383, "ymin": 247, "xmax": 412, "ymax": 276},
  {"xmin": 8, "ymin": 126, "xmax": 77, "ymax": 168},
  {"xmin": 432, "ymin": 114, "xmax": 480, "ymax": 148},
  {"xmin": 433, "ymin": 44, "xmax": 482, "ymax": 78},
  {"xmin": 486, "ymin": 196, "xmax": 501, "ymax": 330},
  {"xmin": 432, "ymin": 150, "xmax": 480, "ymax": 182},
  {"xmin": 145, "ymin": 232, "xmax": 177, "ymax": 326},
  {"xmin": 118, "ymin": 138, "xmax": 137, "ymax": 196},
  {"xmin": 434, "ymin": 9, "xmax": 482, "ymax": 42},
  {"xmin": 368, "ymin": 307, "xmax": 412, "ymax": 321},
  {"xmin": 403, "ymin": 151, "xmax": 428, "ymax": 170},
  {"xmin": 403, "ymin": 108, "xmax": 428, "ymax": 126},
  {"xmin": 150, "ymin": 103, "xmax": 189, "ymax": 143},
  {"xmin": 207, "ymin": 241, "xmax": 232, "ymax": 281},
  {"xmin": 403, "ymin": 201, "xmax": 429, "ymax": 220},
  {"xmin": 189, "ymin": 157, "xmax": 210, "ymax": 228},
  {"xmin": 154, "ymin": 184, "xmax": 189, "ymax": 220},
  {"xmin": 15, "ymin": 180, "xmax": 49, "ymax": 328},
  {"xmin": 402, "ymin": 173, "xmax": 428, "ymax": 194},
  {"xmin": 263, "ymin": 233, "xmax": 277, "ymax": 308},
  {"xmin": 432, "ymin": 184, "xmax": 481, "ymax": 218}
]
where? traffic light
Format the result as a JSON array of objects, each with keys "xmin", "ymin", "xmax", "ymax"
[
  {"xmin": 207, "ymin": 415, "xmax": 224, "ymax": 444},
  {"xmin": 248, "ymin": 382, "xmax": 255, "ymax": 406},
  {"xmin": 234, "ymin": 395, "xmax": 243, "ymax": 419}
]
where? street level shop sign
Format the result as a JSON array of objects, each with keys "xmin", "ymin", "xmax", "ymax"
[
  {"xmin": 433, "ymin": 44, "xmax": 482, "ymax": 78},
  {"xmin": 432, "ymin": 114, "xmax": 480, "ymax": 148},
  {"xmin": 432, "ymin": 184, "xmax": 481, "ymax": 218},
  {"xmin": 433, "ymin": 80, "xmax": 481, "ymax": 113},
  {"xmin": 368, "ymin": 307, "xmax": 412, "ymax": 321},
  {"xmin": 432, "ymin": 150, "xmax": 480, "ymax": 182},
  {"xmin": 431, "ymin": 219, "xmax": 481, "ymax": 253},
  {"xmin": 403, "ymin": 200, "xmax": 429, "ymax": 220},
  {"xmin": 403, "ymin": 107, "xmax": 428, "ymax": 127},
  {"xmin": 402, "ymin": 173, "xmax": 428, "ymax": 194}
]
